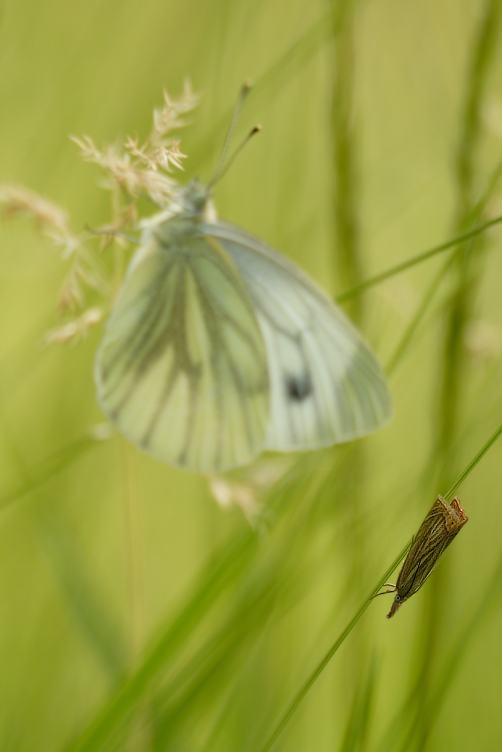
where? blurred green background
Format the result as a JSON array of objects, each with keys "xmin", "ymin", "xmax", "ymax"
[{"xmin": 1, "ymin": 0, "xmax": 502, "ymax": 750}]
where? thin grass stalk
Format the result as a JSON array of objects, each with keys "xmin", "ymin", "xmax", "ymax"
[
  {"xmin": 64, "ymin": 451, "xmax": 341, "ymax": 751},
  {"xmin": 376, "ymin": 545, "xmax": 502, "ymax": 752},
  {"xmin": 36, "ymin": 510, "xmax": 127, "ymax": 683},
  {"xmin": 0, "ymin": 435, "xmax": 96, "ymax": 515},
  {"xmin": 121, "ymin": 441, "xmax": 144, "ymax": 667},
  {"xmin": 386, "ymin": 257, "xmax": 454, "ymax": 376},
  {"xmin": 339, "ymin": 653, "xmax": 379, "ymax": 752},
  {"xmin": 438, "ymin": 0, "xmax": 502, "ymax": 481},
  {"xmin": 331, "ymin": 0, "xmax": 361, "ymax": 322},
  {"xmin": 336, "ymin": 214, "xmax": 502, "ymax": 304},
  {"xmin": 329, "ymin": 4, "xmax": 376, "ymax": 748},
  {"xmin": 259, "ymin": 418, "xmax": 502, "ymax": 752},
  {"xmin": 411, "ymin": 5, "xmax": 502, "ymax": 750},
  {"xmin": 417, "ymin": 550, "xmax": 502, "ymax": 734},
  {"xmin": 120, "ymin": 441, "xmax": 153, "ymax": 751},
  {"xmin": 0, "ymin": 406, "xmax": 127, "ymax": 682},
  {"xmin": 152, "ymin": 576, "xmax": 288, "ymax": 748},
  {"xmin": 389, "ymin": 540, "xmax": 502, "ymax": 752},
  {"xmin": 259, "ymin": 541, "xmax": 410, "ymax": 752},
  {"xmin": 64, "ymin": 526, "xmax": 258, "ymax": 752},
  {"xmin": 386, "ymin": 157, "xmax": 502, "ymax": 374}
]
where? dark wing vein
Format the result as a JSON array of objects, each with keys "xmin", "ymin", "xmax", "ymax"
[
  {"xmin": 96, "ymin": 233, "xmax": 269, "ymax": 472},
  {"xmin": 207, "ymin": 223, "xmax": 391, "ymax": 449}
]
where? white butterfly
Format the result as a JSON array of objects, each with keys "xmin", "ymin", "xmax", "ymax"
[{"xmin": 95, "ymin": 181, "xmax": 392, "ymax": 472}]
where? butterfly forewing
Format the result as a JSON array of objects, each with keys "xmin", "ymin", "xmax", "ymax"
[
  {"xmin": 96, "ymin": 233, "xmax": 269, "ymax": 472},
  {"xmin": 206, "ymin": 222, "xmax": 392, "ymax": 450}
]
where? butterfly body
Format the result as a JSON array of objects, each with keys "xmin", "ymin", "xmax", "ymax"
[{"xmin": 96, "ymin": 181, "xmax": 392, "ymax": 472}]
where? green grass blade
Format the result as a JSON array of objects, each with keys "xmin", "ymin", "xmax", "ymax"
[
  {"xmin": 259, "ymin": 418, "xmax": 502, "ymax": 751},
  {"xmin": 336, "ymin": 216, "xmax": 502, "ymax": 304}
]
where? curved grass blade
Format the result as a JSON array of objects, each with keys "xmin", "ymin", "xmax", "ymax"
[
  {"xmin": 259, "ymin": 418, "xmax": 502, "ymax": 751},
  {"xmin": 336, "ymin": 215, "xmax": 502, "ymax": 304}
]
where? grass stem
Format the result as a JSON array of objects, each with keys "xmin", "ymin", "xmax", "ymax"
[{"xmin": 259, "ymin": 417, "xmax": 502, "ymax": 751}]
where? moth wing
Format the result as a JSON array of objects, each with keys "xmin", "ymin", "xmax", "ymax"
[
  {"xmin": 205, "ymin": 222, "xmax": 392, "ymax": 451},
  {"xmin": 95, "ymin": 233, "xmax": 269, "ymax": 472},
  {"xmin": 396, "ymin": 498, "xmax": 464, "ymax": 598}
]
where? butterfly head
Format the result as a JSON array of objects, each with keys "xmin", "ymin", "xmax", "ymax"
[
  {"xmin": 182, "ymin": 179, "xmax": 217, "ymax": 223},
  {"xmin": 138, "ymin": 179, "xmax": 217, "ymax": 242}
]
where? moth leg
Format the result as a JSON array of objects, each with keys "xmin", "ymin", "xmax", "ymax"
[{"xmin": 371, "ymin": 583, "xmax": 397, "ymax": 599}]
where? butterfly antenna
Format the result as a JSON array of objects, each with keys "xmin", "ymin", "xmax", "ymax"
[
  {"xmin": 208, "ymin": 81, "xmax": 260, "ymax": 190},
  {"xmin": 208, "ymin": 124, "xmax": 261, "ymax": 190}
]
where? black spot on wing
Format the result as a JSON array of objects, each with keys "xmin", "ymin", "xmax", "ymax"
[{"xmin": 285, "ymin": 372, "xmax": 312, "ymax": 402}]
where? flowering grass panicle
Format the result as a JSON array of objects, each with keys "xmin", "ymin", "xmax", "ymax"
[{"xmin": 0, "ymin": 84, "xmax": 199, "ymax": 345}]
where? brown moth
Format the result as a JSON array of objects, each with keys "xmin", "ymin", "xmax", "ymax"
[{"xmin": 377, "ymin": 496, "xmax": 468, "ymax": 618}]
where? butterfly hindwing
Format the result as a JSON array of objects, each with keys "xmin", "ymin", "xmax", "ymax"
[
  {"xmin": 95, "ymin": 233, "xmax": 269, "ymax": 472},
  {"xmin": 206, "ymin": 222, "xmax": 392, "ymax": 451}
]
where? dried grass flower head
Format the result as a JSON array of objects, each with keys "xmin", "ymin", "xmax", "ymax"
[
  {"xmin": 0, "ymin": 83, "xmax": 199, "ymax": 344},
  {"xmin": 73, "ymin": 82, "xmax": 198, "ymax": 208}
]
